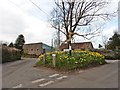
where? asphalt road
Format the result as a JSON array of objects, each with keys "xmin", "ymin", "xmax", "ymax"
[{"xmin": 2, "ymin": 58, "xmax": 119, "ymax": 88}]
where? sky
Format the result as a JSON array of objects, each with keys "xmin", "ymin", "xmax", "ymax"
[{"xmin": 0, "ymin": 0, "xmax": 119, "ymax": 48}]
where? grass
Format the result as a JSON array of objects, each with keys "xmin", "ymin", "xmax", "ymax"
[{"xmin": 36, "ymin": 50, "xmax": 106, "ymax": 70}]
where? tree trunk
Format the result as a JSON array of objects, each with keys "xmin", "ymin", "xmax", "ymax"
[
  {"xmin": 66, "ymin": 35, "xmax": 72, "ymax": 56},
  {"xmin": 68, "ymin": 41, "xmax": 72, "ymax": 56}
]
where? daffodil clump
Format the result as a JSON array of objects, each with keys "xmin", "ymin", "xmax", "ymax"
[{"xmin": 37, "ymin": 50, "xmax": 105, "ymax": 70}]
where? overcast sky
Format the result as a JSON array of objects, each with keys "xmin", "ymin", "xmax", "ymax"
[{"xmin": 0, "ymin": 0, "xmax": 119, "ymax": 48}]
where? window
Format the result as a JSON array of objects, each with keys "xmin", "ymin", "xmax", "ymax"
[{"xmin": 37, "ymin": 49, "xmax": 39, "ymax": 51}]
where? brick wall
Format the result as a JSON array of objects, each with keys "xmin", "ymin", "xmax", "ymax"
[{"xmin": 23, "ymin": 43, "xmax": 43, "ymax": 55}]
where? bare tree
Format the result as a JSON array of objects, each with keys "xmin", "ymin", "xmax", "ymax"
[
  {"xmin": 102, "ymin": 35, "xmax": 109, "ymax": 49},
  {"xmin": 53, "ymin": 30, "xmax": 61, "ymax": 51},
  {"xmin": 50, "ymin": 0, "xmax": 116, "ymax": 55}
]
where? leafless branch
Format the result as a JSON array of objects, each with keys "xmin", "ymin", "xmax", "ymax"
[
  {"xmin": 50, "ymin": 23, "xmax": 66, "ymax": 35},
  {"xmin": 50, "ymin": 0, "xmax": 115, "ymax": 45}
]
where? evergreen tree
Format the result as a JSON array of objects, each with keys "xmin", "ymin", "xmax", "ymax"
[
  {"xmin": 107, "ymin": 32, "xmax": 120, "ymax": 50},
  {"xmin": 8, "ymin": 42, "xmax": 14, "ymax": 47},
  {"xmin": 14, "ymin": 34, "xmax": 25, "ymax": 51},
  {"xmin": 99, "ymin": 44, "xmax": 103, "ymax": 48}
]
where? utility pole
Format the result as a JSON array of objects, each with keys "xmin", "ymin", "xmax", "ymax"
[
  {"xmin": 55, "ymin": 1, "xmax": 60, "ymax": 51},
  {"xmin": 57, "ymin": 24, "xmax": 60, "ymax": 51},
  {"xmin": 118, "ymin": 1, "xmax": 120, "ymax": 34},
  {"xmin": 51, "ymin": 39, "xmax": 54, "ymax": 52}
]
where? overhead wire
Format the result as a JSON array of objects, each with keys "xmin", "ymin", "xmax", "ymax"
[
  {"xmin": 7, "ymin": 0, "xmax": 24, "ymax": 11},
  {"xmin": 29, "ymin": 0, "xmax": 51, "ymax": 17},
  {"xmin": 7, "ymin": 0, "xmax": 50, "ymax": 21}
]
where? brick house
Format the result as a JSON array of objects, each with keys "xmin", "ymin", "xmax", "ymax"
[
  {"xmin": 59, "ymin": 42, "xmax": 94, "ymax": 51},
  {"xmin": 23, "ymin": 42, "xmax": 53, "ymax": 55}
]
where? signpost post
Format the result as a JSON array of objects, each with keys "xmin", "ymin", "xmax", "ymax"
[
  {"xmin": 52, "ymin": 54, "xmax": 56, "ymax": 67},
  {"xmin": 43, "ymin": 49, "xmax": 46, "ymax": 64}
]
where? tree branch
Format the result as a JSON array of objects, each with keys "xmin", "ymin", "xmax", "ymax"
[{"xmin": 50, "ymin": 23, "xmax": 66, "ymax": 35}]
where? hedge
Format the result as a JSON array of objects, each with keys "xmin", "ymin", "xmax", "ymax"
[
  {"xmin": 22, "ymin": 53, "xmax": 39, "ymax": 58},
  {"xmin": 90, "ymin": 49, "xmax": 120, "ymax": 60},
  {"xmin": 1, "ymin": 46, "xmax": 21, "ymax": 63}
]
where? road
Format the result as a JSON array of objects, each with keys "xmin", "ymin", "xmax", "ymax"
[{"xmin": 2, "ymin": 58, "xmax": 119, "ymax": 88}]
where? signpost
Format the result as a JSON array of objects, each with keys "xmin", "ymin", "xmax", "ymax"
[
  {"xmin": 43, "ymin": 49, "xmax": 46, "ymax": 64},
  {"xmin": 52, "ymin": 54, "xmax": 56, "ymax": 67}
]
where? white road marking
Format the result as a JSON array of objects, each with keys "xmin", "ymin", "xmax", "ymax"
[
  {"xmin": 12, "ymin": 84, "xmax": 22, "ymax": 88},
  {"xmin": 49, "ymin": 74, "xmax": 59, "ymax": 78},
  {"xmin": 57, "ymin": 76, "xmax": 68, "ymax": 80},
  {"xmin": 39, "ymin": 81, "xmax": 54, "ymax": 87},
  {"xmin": 31, "ymin": 78, "xmax": 45, "ymax": 84}
]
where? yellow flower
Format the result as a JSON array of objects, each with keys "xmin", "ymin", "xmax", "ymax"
[
  {"xmin": 100, "ymin": 62, "xmax": 102, "ymax": 64},
  {"xmin": 38, "ymin": 54, "xmax": 44, "ymax": 60},
  {"xmin": 75, "ymin": 61, "xmax": 78, "ymax": 64}
]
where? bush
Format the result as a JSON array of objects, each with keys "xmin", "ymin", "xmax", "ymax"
[
  {"xmin": 37, "ymin": 50, "xmax": 106, "ymax": 70},
  {"xmin": 105, "ymin": 50, "xmax": 120, "ymax": 60},
  {"xmin": 1, "ymin": 46, "xmax": 21, "ymax": 63},
  {"xmin": 90, "ymin": 49, "xmax": 120, "ymax": 60},
  {"xmin": 22, "ymin": 53, "xmax": 39, "ymax": 58}
]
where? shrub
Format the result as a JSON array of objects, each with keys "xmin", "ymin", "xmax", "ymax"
[
  {"xmin": 37, "ymin": 50, "xmax": 105, "ymax": 70},
  {"xmin": 104, "ymin": 50, "xmax": 120, "ymax": 60},
  {"xmin": 22, "ymin": 53, "xmax": 39, "ymax": 58},
  {"xmin": 90, "ymin": 49, "xmax": 120, "ymax": 60},
  {"xmin": 1, "ymin": 46, "xmax": 21, "ymax": 63}
]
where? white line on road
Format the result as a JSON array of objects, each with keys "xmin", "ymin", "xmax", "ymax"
[
  {"xmin": 49, "ymin": 74, "xmax": 59, "ymax": 78},
  {"xmin": 31, "ymin": 78, "xmax": 45, "ymax": 84},
  {"xmin": 12, "ymin": 84, "xmax": 22, "ymax": 88},
  {"xmin": 39, "ymin": 81, "xmax": 54, "ymax": 87},
  {"xmin": 57, "ymin": 76, "xmax": 68, "ymax": 80}
]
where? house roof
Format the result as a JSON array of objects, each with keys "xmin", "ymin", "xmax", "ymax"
[
  {"xmin": 23, "ymin": 42, "xmax": 53, "ymax": 48},
  {"xmin": 24, "ymin": 42, "xmax": 43, "ymax": 45},
  {"xmin": 59, "ymin": 42, "xmax": 94, "ymax": 49}
]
